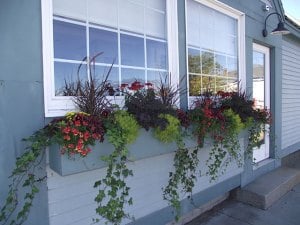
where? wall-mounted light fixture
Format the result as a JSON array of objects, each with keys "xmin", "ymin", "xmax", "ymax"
[{"xmin": 262, "ymin": 12, "xmax": 290, "ymax": 37}]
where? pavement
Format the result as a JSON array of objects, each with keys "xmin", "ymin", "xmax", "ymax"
[{"xmin": 185, "ymin": 182, "xmax": 300, "ymax": 225}]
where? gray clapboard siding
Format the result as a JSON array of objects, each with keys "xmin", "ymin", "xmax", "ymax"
[
  {"xmin": 282, "ymin": 38, "xmax": 300, "ymax": 150},
  {"xmin": 46, "ymin": 143, "xmax": 243, "ymax": 225}
]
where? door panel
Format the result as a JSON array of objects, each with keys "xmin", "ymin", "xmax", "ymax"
[{"xmin": 252, "ymin": 43, "xmax": 270, "ymax": 162}]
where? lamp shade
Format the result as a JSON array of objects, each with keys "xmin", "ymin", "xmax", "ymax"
[{"xmin": 270, "ymin": 21, "xmax": 290, "ymax": 35}]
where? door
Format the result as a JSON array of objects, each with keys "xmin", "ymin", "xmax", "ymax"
[{"xmin": 252, "ymin": 43, "xmax": 270, "ymax": 163}]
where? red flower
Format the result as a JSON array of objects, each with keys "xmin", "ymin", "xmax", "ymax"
[
  {"xmin": 62, "ymin": 127, "xmax": 71, "ymax": 134},
  {"xmin": 121, "ymin": 83, "xmax": 128, "ymax": 89},
  {"xmin": 83, "ymin": 131, "xmax": 90, "ymax": 141},
  {"xmin": 68, "ymin": 144, "xmax": 75, "ymax": 149},
  {"xmin": 63, "ymin": 135, "xmax": 71, "ymax": 141},
  {"xmin": 72, "ymin": 128, "xmax": 79, "ymax": 136},
  {"xmin": 129, "ymin": 81, "xmax": 144, "ymax": 91},
  {"xmin": 74, "ymin": 120, "xmax": 81, "ymax": 126}
]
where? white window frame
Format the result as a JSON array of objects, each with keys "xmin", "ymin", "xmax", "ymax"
[
  {"xmin": 41, "ymin": 0, "xmax": 179, "ymax": 117},
  {"xmin": 185, "ymin": 0, "xmax": 245, "ymax": 106}
]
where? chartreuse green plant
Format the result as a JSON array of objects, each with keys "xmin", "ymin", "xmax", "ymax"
[
  {"xmin": 154, "ymin": 114, "xmax": 181, "ymax": 143},
  {"xmin": 94, "ymin": 110, "xmax": 139, "ymax": 225}
]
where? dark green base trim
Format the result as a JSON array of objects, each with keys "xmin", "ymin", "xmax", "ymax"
[{"xmin": 128, "ymin": 174, "xmax": 241, "ymax": 225}]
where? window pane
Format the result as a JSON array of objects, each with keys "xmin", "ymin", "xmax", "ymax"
[
  {"xmin": 215, "ymin": 54, "xmax": 227, "ymax": 76},
  {"xmin": 146, "ymin": 0, "xmax": 166, "ymax": 11},
  {"xmin": 53, "ymin": 0, "xmax": 87, "ymax": 21},
  {"xmin": 216, "ymin": 76, "xmax": 227, "ymax": 92},
  {"xmin": 94, "ymin": 65, "xmax": 119, "ymax": 90},
  {"xmin": 121, "ymin": 34, "xmax": 145, "ymax": 67},
  {"xmin": 119, "ymin": 0, "xmax": 144, "ymax": 34},
  {"xmin": 53, "ymin": 20, "xmax": 86, "ymax": 60},
  {"xmin": 54, "ymin": 62, "xmax": 87, "ymax": 96},
  {"xmin": 227, "ymin": 57, "xmax": 238, "ymax": 78},
  {"xmin": 147, "ymin": 40, "xmax": 167, "ymax": 69},
  {"xmin": 253, "ymin": 51, "xmax": 264, "ymax": 79},
  {"xmin": 146, "ymin": 9, "xmax": 166, "ymax": 39},
  {"xmin": 201, "ymin": 51, "xmax": 214, "ymax": 75},
  {"xmin": 188, "ymin": 48, "xmax": 201, "ymax": 74},
  {"xmin": 89, "ymin": 28, "xmax": 118, "ymax": 64},
  {"xmin": 88, "ymin": 0, "xmax": 118, "ymax": 27},
  {"xmin": 189, "ymin": 74, "xmax": 201, "ymax": 96},
  {"xmin": 202, "ymin": 76, "xmax": 215, "ymax": 93},
  {"xmin": 147, "ymin": 70, "xmax": 168, "ymax": 86},
  {"xmin": 227, "ymin": 78, "xmax": 238, "ymax": 92},
  {"xmin": 121, "ymin": 68, "xmax": 145, "ymax": 84}
]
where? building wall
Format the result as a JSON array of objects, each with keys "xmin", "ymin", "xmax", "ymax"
[
  {"xmin": 281, "ymin": 35, "xmax": 300, "ymax": 155},
  {"xmin": 47, "ymin": 142, "xmax": 243, "ymax": 225},
  {"xmin": 0, "ymin": 0, "xmax": 49, "ymax": 225}
]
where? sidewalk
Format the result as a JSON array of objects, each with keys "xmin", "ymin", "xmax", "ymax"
[{"xmin": 186, "ymin": 182, "xmax": 300, "ymax": 225}]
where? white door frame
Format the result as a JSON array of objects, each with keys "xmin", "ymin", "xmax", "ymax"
[{"xmin": 252, "ymin": 43, "xmax": 270, "ymax": 163}]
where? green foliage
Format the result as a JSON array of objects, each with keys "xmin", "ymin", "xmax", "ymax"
[
  {"xmin": 154, "ymin": 114, "xmax": 181, "ymax": 143},
  {"xmin": 94, "ymin": 111, "xmax": 139, "ymax": 224},
  {"xmin": 113, "ymin": 110, "xmax": 139, "ymax": 144},
  {"xmin": 125, "ymin": 88, "xmax": 176, "ymax": 131},
  {"xmin": 206, "ymin": 109, "xmax": 244, "ymax": 180},
  {"xmin": 0, "ymin": 128, "xmax": 52, "ymax": 225},
  {"xmin": 163, "ymin": 134, "xmax": 199, "ymax": 221}
]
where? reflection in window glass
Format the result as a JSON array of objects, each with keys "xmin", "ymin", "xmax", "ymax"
[
  {"xmin": 121, "ymin": 68, "xmax": 145, "ymax": 84},
  {"xmin": 94, "ymin": 65, "xmax": 119, "ymax": 89},
  {"xmin": 227, "ymin": 78, "xmax": 238, "ymax": 91},
  {"xmin": 147, "ymin": 70, "xmax": 168, "ymax": 86},
  {"xmin": 216, "ymin": 76, "xmax": 227, "ymax": 92},
  {"xmin": 188, "ymin": 48, "xmax": 201, "ymax": 74},
  {"xmin": 202, "ymin": 76, "xmax": 215, "ymax": 93},
  {"xmin": 147, "ymin": 40, "xmax": 167, "ymax": 69},
  {"xmin": 53, "ymin": 20, "xmax": 86, "ymax": 60},
  {"xmin": 253, "ymin": 51, "xmax": 264, "ymax": 79},
  {"xmin": 189, "ymin": 74, "xmax": 202, "ymax": 96},
  {"xmin": 201, "ymin": 51, "xmax": 214, "ymax": 75},
  {"xmin": 215, "ymin": 54, "xmax": 227, "ymax": 76},
  {"xmin": 121, "ymin": 34, "xmax": 145, "ymax": 67},
  {"xmin": 53, "ymin": 0, "xmax": 168, "ymax": 98},
  {"xmin": 186, "ymin": 0, "xmax": 239, "ymax": 97},
  {"xmin": 89, "ymin": 28, "xmax": 118, "ymax": 64},
  {"xmin": 54, "ymin": 62, "xmax": 87, "ymax": 96},
  {"xmin": 227, "ymin": 57, "xmax": 238, "ymax": 78}
]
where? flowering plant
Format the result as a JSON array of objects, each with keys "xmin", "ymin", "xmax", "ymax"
[{"xmin": 51, "ymin": 112, "xmax": 105, "ymax": 157}]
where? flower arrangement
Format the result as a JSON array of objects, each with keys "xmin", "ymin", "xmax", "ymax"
[
  {"xmin": 124, "ymin": 80, "xmax": 177, "ymax": 131},
  {"xmin": 0, "ymin": 72, "xmax": 272, "ymax": 225},
  {"xmin": 51, "ymin": 112, "xmax": 106, "ymax": 157},
  {"xmin": 188, "ymin": 91, "xmax": 271, "ymax": 179}
]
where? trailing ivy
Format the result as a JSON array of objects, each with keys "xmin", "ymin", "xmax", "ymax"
[
  {"xmin": 94, "ymin": 110, "xmax": 139, "ymax": 225},
  {"xmin": 162, "ymin": 132, "xmax": 199, "ymax": 221},
  {"xmin": 206, "ymin": 109, "xmax": 244, "ymax": 180},
  {"xmin": 0, "ymin": 127, "xmax": 53, "ymax": 225}
]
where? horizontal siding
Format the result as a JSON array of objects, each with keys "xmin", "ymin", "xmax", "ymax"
[
  {"xmin": 47, "ymin": 141, "xmax": 243, "ymax": 225},
  {"xmin": 282, "ymin": 39, "xmax": 300, "ymax": 149}
]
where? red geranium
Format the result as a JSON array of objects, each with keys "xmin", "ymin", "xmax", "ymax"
[{"xmin": 53, "ymin": 112, "xmax": 105, "ymax": 157}]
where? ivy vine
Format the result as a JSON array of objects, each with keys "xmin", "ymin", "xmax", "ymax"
[
  {"xmin": 206, "ymin": 109, "xmax": 244, "ymax": 180},
  {"xmin": 0, "ymin": 127, "xmax": 52, "ymax": 225},
  {"xmin": 94, "ymin": 110, "xmax": 139, "ymax": 224},
  {"xmin": 162, "ymin": 132, "xmax": 199, "ymax": 221}
]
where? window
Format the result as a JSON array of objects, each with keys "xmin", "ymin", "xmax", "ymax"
[
  {"xmin": 42, "ymin": 0, "xmax": 179, "ymax": 117},
  {"xmin": 186, "ymin": 0, "xmax": 245, "ymax": 101}
]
